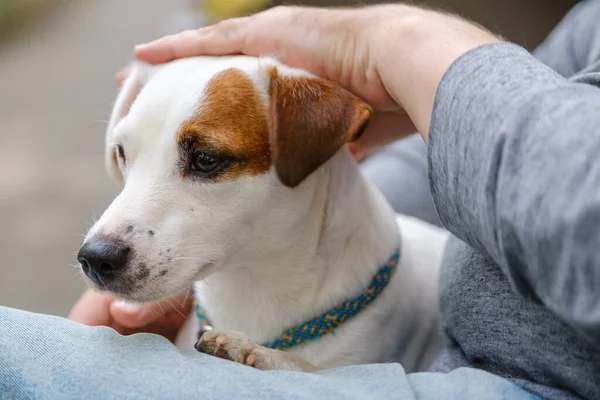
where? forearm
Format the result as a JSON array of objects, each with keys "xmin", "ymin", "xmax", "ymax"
[
  {"xmin": 372, "ymin": 5, "xmax": 501, "ymax": 139},
  {"xmin": 366, "ymin": 4, "xmax": 600, "ymax": 340},
  {"xmin": 428, "ymin": 42, "xmax": 600, "ymax": 341}
]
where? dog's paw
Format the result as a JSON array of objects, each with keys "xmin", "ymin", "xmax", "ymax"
[{"xmin": 194, "ymin": 329, "xmax": 274, "ymax": 370}]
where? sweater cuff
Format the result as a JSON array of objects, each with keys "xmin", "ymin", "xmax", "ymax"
[{"xmin": 427, "ymin": 43, "xmax": 537, "ymax": 240}]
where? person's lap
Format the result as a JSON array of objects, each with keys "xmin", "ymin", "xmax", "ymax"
[
  {"xmin": 0, "ymin": 306, "xmax": 539, "ymax": 399},
  {"xmin": 0, "ymin": 141, "xmax": 540, "ymax": 399}
]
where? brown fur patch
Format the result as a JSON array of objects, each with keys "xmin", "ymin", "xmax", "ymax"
[
  {"xmin": 268, "ymin": 70, "xmax": 372, "ymax": 187},
  {"xmin": 177, "ymin": 66, "xmax": 371, "ymax": 186},
  {"xmin": 177, "ymin": 68, "xmax": 271, "ymax": 180}
]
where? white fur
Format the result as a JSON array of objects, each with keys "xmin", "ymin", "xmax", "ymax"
[{"xmin": 87, "ymin": 55, "xmax": 449, "ymax": 372}]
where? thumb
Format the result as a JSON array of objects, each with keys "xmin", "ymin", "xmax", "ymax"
[
  {"xmin": 116, "ymin": 66, "xmax": 132, "ymax": 86},
  {"xmin": 68, "ymin": 289, "xmax": 114, "ymax": 326},
  {"xmin": 110, "ymin": 289, "xmax": 193, "ymax": 329},
  {"xmin": 347, "ymin": 142, "xmax": 368, "ymax": 162},
  {"xmin": 110, "ymin": 300, "xmax": 155, "ymax": 328}
]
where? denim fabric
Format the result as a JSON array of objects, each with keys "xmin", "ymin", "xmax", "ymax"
[{"xmin": 0, "ymin": 306, "xmax": 539, "ymax": 400}]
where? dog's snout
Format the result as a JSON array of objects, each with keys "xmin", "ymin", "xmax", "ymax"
[{"xmin": 78, "ymin": 238, "xmax": 129, "ymax": 286}]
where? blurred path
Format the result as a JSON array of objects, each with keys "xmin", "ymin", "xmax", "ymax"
[{"xmin": 0, "ymin": 0, "xmax": 196, "ymax": 316}]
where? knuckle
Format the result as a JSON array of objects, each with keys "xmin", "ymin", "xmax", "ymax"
[
  {"xmin": 217, "ymin": 18, "xmax": 245, "ymax": 38},
  {"xmin": 211, "ymin": 17, "xmax": 254, "ymax": 49},
  {"xmin": 269, "ymin": 5, "xmax": 288, "ymax": 15},
  {"xmin": 269, "ymin": 5, "xmax": 301, "ymax": 23}
]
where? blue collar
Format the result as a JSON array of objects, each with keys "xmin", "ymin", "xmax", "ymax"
[{"xmin": 194, "ymin": 246, "xmax": 401, "ymax": 350}]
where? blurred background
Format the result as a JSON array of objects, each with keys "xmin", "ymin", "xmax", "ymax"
[{"xmin": 0, "ymin": 0, "xmax": 579, "ymax": 317}]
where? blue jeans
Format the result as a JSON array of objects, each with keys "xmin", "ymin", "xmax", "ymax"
[
  {"xmin": 0, "ymin": 308, "xmax": 540, "ymax": 400},
  {"xmin": 1, "ymin": 141, "xmax": 540, "ymax": 399}
]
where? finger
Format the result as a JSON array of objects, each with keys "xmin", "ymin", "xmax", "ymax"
[
  {"xmin": 110, "ymin": 300, "xmax": 149, "ymax": 328},
  {"xmin": 135, "ymin": 18, "xmax": 250, "ymax": 64},
  {"xmin": 116, "ymin": 66, "xmax": 131, "ymax": 86},
  {"xmin": 68, "ymin": 289, "xmax": 114, "ymax": 326},
  {"xmin": 347, "ymin": 143, "xmax": 368, "ymax": 162},
  {"xmin": 110, "ymin": 288, "xmax": 193, "ymax": 329}
]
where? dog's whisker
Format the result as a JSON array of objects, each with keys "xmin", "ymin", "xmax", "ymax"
[
  {"xmin": 156, "ymin": 302, "xmax": 167, "ymax": 318},
  {"xmin": 171, "ymin": 244, "xmax": 204, "ymax": 252},
  {"xmin": 166, "ymin": 298, "xmax": 187, "ymax": 319},
  {"xmin": 199, "ymin": 279, "xmax": 231, "ymax": 313},
  {"xmin": 91, "ymin": 207, "xmax": 98, "ymax": 224},
  {"xmin": 198, "ymin": 278, "xmax": 220, "ymax": 300},
  {"xmin": 149, "ymin": 303, "xmax": 167, "ymax": 319},
  {"xmin": 173, "ymin": 242, "xmax": 204, "ymax": 250},
  {"xmin": 174, "ymin": 286, "xmax": 192, "ymax": 308},
  {"xmin": 102, "ymin": 95, "xmax": 116, "ymax": 115},
  {"xmin": 170, "ymin": 247, "xmax": 207, "ymax": 255},
  {"xmin": 166, "ymin": 237, "xmax": 200, "ymax": 250},
  {"xmin": 70, "ymin": 268, "xmax": 87, "ymax": 284},
  {"xmin": 169, "ymin": 256, "xmax": 207, "ymax": 262}
]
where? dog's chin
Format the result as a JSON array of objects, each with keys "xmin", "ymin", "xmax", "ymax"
[
  {"xmin": 94, "ymin": 283, "xmax": 177, "ymax": 303},
  {"xmin": 85, "ymin": 261, "xmax": 218, "ymax": 303},
  {"xmin": 84, "ymin": 279, "xmax": 153, "ymax": 302}
]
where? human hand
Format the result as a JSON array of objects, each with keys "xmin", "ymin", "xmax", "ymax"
[
  {"xmin": 68, "ymin": 288, "xmax": 192, "ymax": 342},
  {"xmin": 125, "ymin": 5, "xmax": 498, "ymax": 153},
  {"xmin": 128, "ymin": 6, "xmax": 417, "ymax": 160}
]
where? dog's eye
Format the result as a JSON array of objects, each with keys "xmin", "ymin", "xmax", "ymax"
[
  {"xmin": 191, "ymin": 152, "xmax": 225, "ymax": 175},
  {"xmin": 116, "ymin": 144, "xmax": 126, "ymax": 164}
]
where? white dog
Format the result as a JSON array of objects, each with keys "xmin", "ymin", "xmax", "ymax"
[{"xmin": 78, "ymin": 56, "xmax": 449, "ymax": 373}]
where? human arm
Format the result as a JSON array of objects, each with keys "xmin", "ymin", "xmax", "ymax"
[
  {"xmin": 132, "ymin": 5, "xmax": 499, "ymax": 150},
  {"xmin": 428, "ymin": 42, "xmax": 600, "ymax": 342}
]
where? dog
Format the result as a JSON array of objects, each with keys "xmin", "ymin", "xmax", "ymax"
[{"xmin": 78, "ymin": 55, "xmax": 449, "ymax": 372}]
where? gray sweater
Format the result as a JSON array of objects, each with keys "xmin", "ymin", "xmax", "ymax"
[{"xmin": 365, "ymin": 1, "xmax": 600, "ymax": 399}]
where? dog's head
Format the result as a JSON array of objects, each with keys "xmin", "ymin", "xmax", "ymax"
[{"xmin": 78, "ymin": 56, "xmax": 371, "ymax": 301}]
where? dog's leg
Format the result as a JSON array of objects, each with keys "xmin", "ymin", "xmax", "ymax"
[{"xmin": 195, "ymin": 329, "xmax": 318, "ymax": 372}]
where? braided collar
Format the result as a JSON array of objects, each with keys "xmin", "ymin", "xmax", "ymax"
[{"xmin": 193, "ymin": 246, "xmax": 401, "ymax": 350}]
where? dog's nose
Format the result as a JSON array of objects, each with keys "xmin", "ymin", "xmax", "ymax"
[{"xmin": 77, "ymin": 238, "xmax": 129, "ymax": 286}]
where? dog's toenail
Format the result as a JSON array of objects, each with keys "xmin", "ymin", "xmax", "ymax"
[{"xmin": 194, "ymin": 340, "xmax": 207, "ymax": 352}]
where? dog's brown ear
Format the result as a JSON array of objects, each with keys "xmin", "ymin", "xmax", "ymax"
[{"xmin": 268, "ymin": 69, "xmax": 372, "ymax": 188}]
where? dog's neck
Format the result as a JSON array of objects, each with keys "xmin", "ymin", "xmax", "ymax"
[{"xmin": 196, "ymin": 149, "xmax": 399, "ymax": 343}]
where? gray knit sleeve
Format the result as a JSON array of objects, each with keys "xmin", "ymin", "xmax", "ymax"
[
  {"xmin": 533, "ymin": 0, "xmax": 600, "ymax": 76},
  {"xmin": 428, "ymin": 42, "xmax": 600, "ymax": 342}
]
